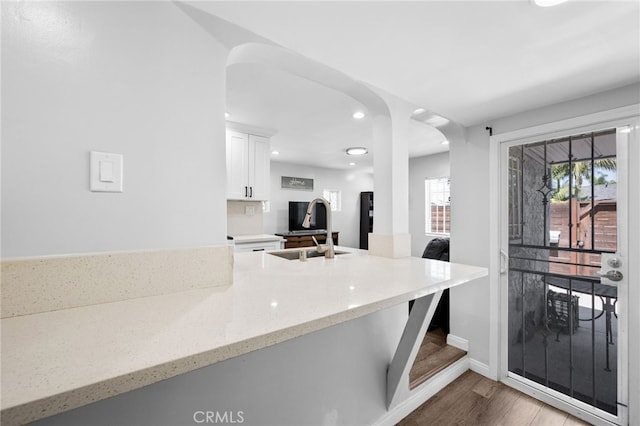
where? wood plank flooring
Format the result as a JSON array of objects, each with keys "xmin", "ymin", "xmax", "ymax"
[
  {"xmin": 398, "ymin": 370, "xmax": 591, "ymax": 426},
  {"xmin": 409, "ymin": 328, "xmax": 466, "ymax": 389}
]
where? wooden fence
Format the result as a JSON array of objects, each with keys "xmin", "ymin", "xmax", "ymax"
[
  {"xmin": 549, "ymin": 200, "xmax": 616, "ymax": 275},
  {"xmin": 429, "ymin": 205, "xmax": 451, "ymax": 234}
]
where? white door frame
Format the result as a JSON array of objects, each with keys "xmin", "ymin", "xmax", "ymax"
[{"xmin": 488, "ymin": 105, "xmax": 639, "ymax": 425}]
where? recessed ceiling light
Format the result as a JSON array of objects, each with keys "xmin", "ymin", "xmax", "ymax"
[
  {"xmin": 425, "ymin": 115, "xmax": 450, "ymax": 127},
  {"xmin": 349, "ymin": 162, "xmax": 356, "ymax": 166},
  {"xmin": 352, "ymin": 111, "xmax": 365, "ymax": 120},
  {"xmin": 225, "ymin": 112, "xmax": 231, "ymax": 119},
  {"xmin": 271, "ymin": 150, "xmax": 280, "ymax": 155},
  {"xmin": 442, "ymin": 140, "xmax": 450, "ymax": 145},
  {"xmin": 531, "ymin": 0, "xmax": 568, "ymax": 6},
  {"xmin": 346, "ymin": 147, "xmax": 368, "ymax": 156}
]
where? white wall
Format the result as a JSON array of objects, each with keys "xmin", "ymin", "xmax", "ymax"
[
  {"xmin": 408, "ymin": 152, "xmax": 450, "ymax": 257},
  {"xmin": 449, "ymin": 83, "xmax": 640, "ymax": 386},
  {"xmin": 449, "ymin": 124, "xmax": 492, "ymax": 368},
  {"xmin": 266, "ymin": 161, "xmax": 374, "ymax": 248},
  {"xmin": 1, "ymin": 1, "xmax": 229, "ymax": 258}
]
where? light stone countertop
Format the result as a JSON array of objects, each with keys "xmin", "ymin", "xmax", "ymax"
[{"xmin": 0, "ymin": 247, "xmax": 487, "ymax": 426}]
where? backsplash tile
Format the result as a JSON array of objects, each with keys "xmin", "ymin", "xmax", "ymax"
[{"xmin": 227, "ymin": 200, "xmax": 263, "ymax": 235}]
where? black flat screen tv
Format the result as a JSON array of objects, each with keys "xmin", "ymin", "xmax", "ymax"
[{"xmin": 289, "ymin": 201, "xmax": 327, "ymax": 231}]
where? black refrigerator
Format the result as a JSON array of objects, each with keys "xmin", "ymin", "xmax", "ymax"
[{"xmin": 359, "ymin": 191, "xmax": 373, "ymax": 249}]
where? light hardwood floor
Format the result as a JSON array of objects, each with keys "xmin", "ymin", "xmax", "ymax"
[
  {"xmin": 398, "ymin": 370, "xmax": 591, "ymax": 426},
  {"xmin": 409, "ymin": 328, "xmax": 467, "ymax": 389}
]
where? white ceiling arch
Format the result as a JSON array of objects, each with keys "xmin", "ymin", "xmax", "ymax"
[
  {"xmin": 226, "ymin": 42, "xmax": 451, "ymax": 170},
  {"xmin": 227, "ymin": 42, "xmax": 392, "ymax": 118},
  {"xmin": 177, "ymin": 1, "xmax": 452, "ymax": 170}
]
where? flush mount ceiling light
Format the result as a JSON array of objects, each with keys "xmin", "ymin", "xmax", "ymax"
[
  {"xmin": 346, "ymin": 147, "xmax": 368, "ymax": 156},
  {"xmin": 424, "ymin": 115, "xmax": 450, "ymax": 127},
  {"xmin": 224, "ymin": 112, "xmax": 231, "ymax": 119},
  {"xmin": 442, "ymin": 140, "xmax": 450, "ymax": 145},
  {"xmin": 412, "ymin": 108, "xmax": 426, "ymax": 115},
  {"xmin": 531, "ymin": 0, "xmax": 568, "ymax": 6},
  {"xmin": 352, "ymin": 111, "xmax": 365, "ymax": 120},
  {"xmin": 349, "ymin": 162, "xmax": 356, "ymax": 166},
  {"xmin": 271, "ymin": 150, "xmax": 280, "ymax": 155}
]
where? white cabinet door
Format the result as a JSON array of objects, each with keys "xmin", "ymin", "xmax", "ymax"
[
  {"xmin": 226, "ymin": 130, "xmax": 250, "ymax": 199},
  {"xmin": 226, "ymin": 129, "xmax": 271, "ymax": 201},
  {"xmin": 248, "ymin": 134, "xmax": 270, "ymax": 201}
]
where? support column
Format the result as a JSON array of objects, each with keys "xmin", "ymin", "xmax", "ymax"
[{"xmin": 368, "ymin": 90, "xmax": 413, "ymax": 258}]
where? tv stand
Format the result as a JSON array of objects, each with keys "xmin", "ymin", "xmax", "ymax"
[{"xmin": 275, "ymin": 231, "xmax": 340, "ymax": 249}]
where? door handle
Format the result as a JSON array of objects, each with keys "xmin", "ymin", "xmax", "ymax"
[
  {"xmin": 245, "ymin": 186, "xmax": 248, "ymax": 197},
  {"xmin": 500, "ymin": 249, "xmax": 509, "ymax": 274},
  {"xmin": 597, "ymin": 270, "xmax": 623, "ymax": 282},
  {"xmin": 249, "ymin": 186, "xmax": 253, "ymax": 198}
]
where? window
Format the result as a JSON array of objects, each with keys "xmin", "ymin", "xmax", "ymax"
[
  {"xmin": 425, "ymin": 177, "xmax": 450, "ymax": 234},
  {"xmin": 322, "ymin": 189, "xmax": 342, "ymax": 212}
]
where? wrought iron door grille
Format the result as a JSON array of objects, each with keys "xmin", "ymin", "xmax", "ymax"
[{"xmin": 507, "ymin": 128, "xmax": 618, "ymax": 415}]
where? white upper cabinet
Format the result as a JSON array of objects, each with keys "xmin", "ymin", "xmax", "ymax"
[
  {"xmin": 226, "ymin": 128, "xmax": 271, "ymax": 201},
  {"xmin": 248, "ymin": 134, "xmax": 270, "ymax": 200}
]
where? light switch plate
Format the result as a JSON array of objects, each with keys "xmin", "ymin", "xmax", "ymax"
[
  {"xmin": 90, "ymin": 151, "xmax": 123, "ymax": 192},
  {"xmin": 99, "ymin": 160, "xmax": 114, "ymax": 182}
]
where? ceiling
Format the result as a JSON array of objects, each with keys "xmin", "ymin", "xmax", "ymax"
[
  {"xmin": 197, "ymin": 1, "xmax": 639, "ymax": 170},
  {"xmin": 226, "ymin": 63, "xmax": 448, "ymax": 170}
]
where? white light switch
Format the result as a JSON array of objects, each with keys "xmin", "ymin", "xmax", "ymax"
[
  {"xmin": 90, "ymin": 151, "xmax": 123, "ymax": 192},
  {"xmin": 99, "ymin": 160, "xmax": 114, "ymax": 182}
]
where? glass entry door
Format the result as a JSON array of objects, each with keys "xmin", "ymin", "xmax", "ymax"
[{"xmin": 503, "ymin": 126, "xmax": 629, "ymax": 423}]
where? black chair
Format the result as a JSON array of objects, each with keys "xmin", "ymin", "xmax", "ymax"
[
  {"xmin": 422, "ymin": 237, "xmax": 450, "ymax": 262},
  {"xmin": 409, "ymin": 238, "xmax": 450, "ymax": 334}
]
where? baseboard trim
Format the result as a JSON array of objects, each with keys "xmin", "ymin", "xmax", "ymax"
[
  {"xmin": 469, "ymin": 358, "xmax": 492, "ymax": 379},
  {"xmin": 446, "ymin": 333, "xmax": 469, "ymax": 351},
  {"xmin": 374, "ymin": 357, "xmax": 470, "ymax": 425},
  {"xmin": 503, "ymin": 376, "xmax": 620, "ymax": 426}
]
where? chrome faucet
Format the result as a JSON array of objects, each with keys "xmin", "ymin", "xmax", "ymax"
[{"xmin": 302, "ymin": 197, "xmax": 335, "ymax": 259}]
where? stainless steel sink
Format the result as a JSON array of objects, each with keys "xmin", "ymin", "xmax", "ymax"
[{"xmin": 268, "ymin": 250, "xmax": 349, "ymax": 260}]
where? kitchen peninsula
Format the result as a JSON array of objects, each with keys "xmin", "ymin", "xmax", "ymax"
[{"xmin": 1, "ymin": 247, "xmax": 486, "ymax": 426}]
